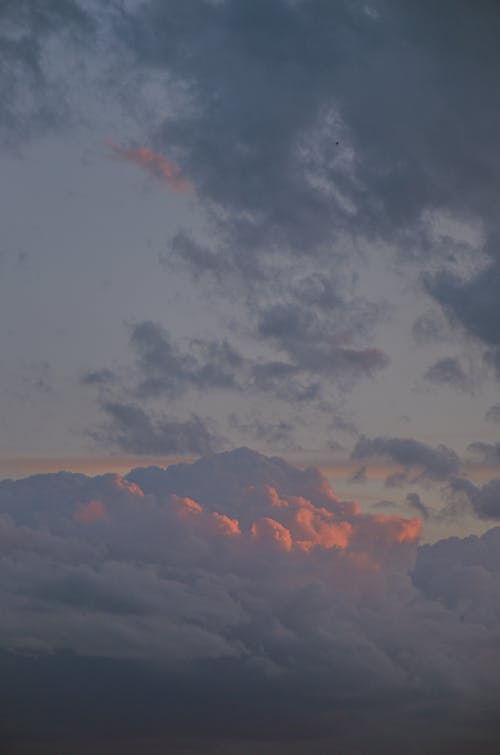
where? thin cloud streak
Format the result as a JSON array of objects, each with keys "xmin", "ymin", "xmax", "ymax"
[{"xmin": 106, "ymin": 140, "xmax": 193, "ymax": 192}]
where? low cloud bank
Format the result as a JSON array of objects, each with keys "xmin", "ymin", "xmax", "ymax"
[{"xmin": 1, "ymin": 448, "xmax": 499, "ymax": 752}]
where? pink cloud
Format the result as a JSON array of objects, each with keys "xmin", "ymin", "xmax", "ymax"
[
  {"xmin": 74, "ymin": 499, "xmax": 108, "ymax": 524},
  {"xmin": 251, "ymin": 517, "xmax": 293, "ymax": 551},
  {"xmin": 171, "ymin": 494, "xmax": 203, "ymax": 518},
  {"xmin": 106, "ymin": 141, "xmax": 193, "ymax": 192},
  {"xmin": 212, "ymin": 512, "xmax": 241, "ymax": 536},
  {"xmin": 112, "ymin": 476, "xmax": 144, "ymax": 497}
]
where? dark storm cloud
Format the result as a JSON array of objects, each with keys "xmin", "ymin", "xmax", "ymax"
[
  {"xmin": 1, "ymin": 450, "xmax": 500, "ymax": 752},
  {"xmin": 423, "ymin": 357, "xmax": 472, "ymax": 393},
  {"xmin": 94, "ymin": 400, "xmax": 218, "ymax": 455},
  {"xmin": 352, "ymin": 435, "xmax": 460, "ymax": 482}
]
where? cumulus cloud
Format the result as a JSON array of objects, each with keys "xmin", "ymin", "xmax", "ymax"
[
  {"xmin": 1, "ymin": 449, "xmax": 500, "ymax": 751},
  {"xmin": 352, "ymin": 435, "xmax": 461, "ymax": 483},
  {"xmin": 414, "ymin": 526, "xmax": 500, "ymax": 626}
]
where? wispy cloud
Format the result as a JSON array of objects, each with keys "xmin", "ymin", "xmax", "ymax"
[{"xmin": 106, "ymin": 140, "xmax": 193, "ymax": 192}]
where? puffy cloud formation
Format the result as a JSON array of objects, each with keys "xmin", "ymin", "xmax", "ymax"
[
  {"xmin": 1, "ymin": 449, "xmax": 500, "ymax": 752},
  {"xmin": 414, "ymin": 527, "xmax": 500, "ymax": 627}
]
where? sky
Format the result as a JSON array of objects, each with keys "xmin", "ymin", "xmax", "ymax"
[{"xmin": 1, "ymin": 1, "xmax": 500, "ymax": 752}]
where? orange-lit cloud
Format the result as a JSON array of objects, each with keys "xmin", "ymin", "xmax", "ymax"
[
  {"xmin": 171, "ymin": 494, "xmax": 203, "ymax": 518},
  {"xmin": 212, "ymin": 512, "xmax": 241, "ymax": 536},
  {"xmin": 112, "ymin": 475, "xmax": 144, "ymax": 497},
  {"xmin": 75, "ymin": 499, "xmax": 108, "ymax": 523},
  {"xmin": 251, "ymin": 517, "xmax": 293, "ymax": 551},
  {"xmin": 106, "ymin": 140, "xmax": 193, "ymax": 192}
]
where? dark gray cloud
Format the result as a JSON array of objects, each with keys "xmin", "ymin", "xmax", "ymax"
[
  {"xmin": 349, "ymin": 465, "xmax": 367, "ymax": 484},
  {"xmin": 425, "ymin": 261, "xmax": 500, "ymax": 355},
  {"xmin": 446, "ymin": 477, "xmax": 500, "ymax": 520},
  {"xmin": 256, "ymin": 301, "xmax": 389, "ymax": 385},
  {"xmin": 118, "ymin": 0, "xmax": 500, "ymax": 251},
  {"xmin": 81, "ymin": 368, "xmax": 117, "ymax": 386},
  {"xmin": 130, "ymin": 321, "xmax": 244, "ymax": 398},
  {"xmin": 423, "ymin": 357, "xmax": 472, "ymax": 393},
  {"xmin": 406, "ymin": 492, "xmax": 430, "ymax": 521},
  {"xmin": 93, "ymin": 401, "xmax": 218, "ymax": 455},
  {"xmin": 352, "ymin": 435, "xmax": 461, "ymax": 482}
]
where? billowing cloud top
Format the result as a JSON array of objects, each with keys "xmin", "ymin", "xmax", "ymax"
[{"xmin": 1, "ymin": 449, "xmax": 500, "ymax": 751}]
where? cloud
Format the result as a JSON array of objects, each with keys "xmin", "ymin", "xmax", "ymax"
[
  {"xmin": 406, "ymin": 492, "xmax": 430, "ymax": 521},
  {"xmin": 1, "ymin": 448, "xmax": 500, "ymax": 751},
  {"xmin": 106, "ymin": 141, "xmax": 193, "ymax": 192},
  {"xmin": 350, "ymin": 465, "xmax": 367, "ymax": 484},
  {"xmin": 352, "ymin": 435, "xmax": 461, "ymax": 482},
  {"xmin": 93, "ymin": 401, "xmax": 218, "ymax": 455},
  {"xmin": 423, "ymin": 357, "xmax": 473, "ymax": 393},
  {"xmin": 425, "ymin": 262, "xmax": 500, "ymax": 355},
  {"xmin": 447, "ymin": 477, "xmax": 500, "ymax": 520},
  {"xmin": 129, "ymin": 320, "xmax": 244, "ymax": 398},
  {"xmin": 81, "ymin": 368, "xmax": 117, "ymax": 386},
  {"xmin": 485, "ymin": 405, "xmax": 500, "ymax": 424},
  {"xmin": 0, "ymin": 0, "xmax": 94, "ymax": 143},
  {"xmin": 414, "ymin": 526, "xmax": 500, "ymax": 626},
  {"xmin": 412, "ymin": 310, "xmax": 450, "ymax": 346},
  {"xmin": 1, "ymin": 449, "xmax": 500, "ymax": 751},
  {"xmin": 466, "ymin": 441, "xmax": 500, "ymax": 466}
]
